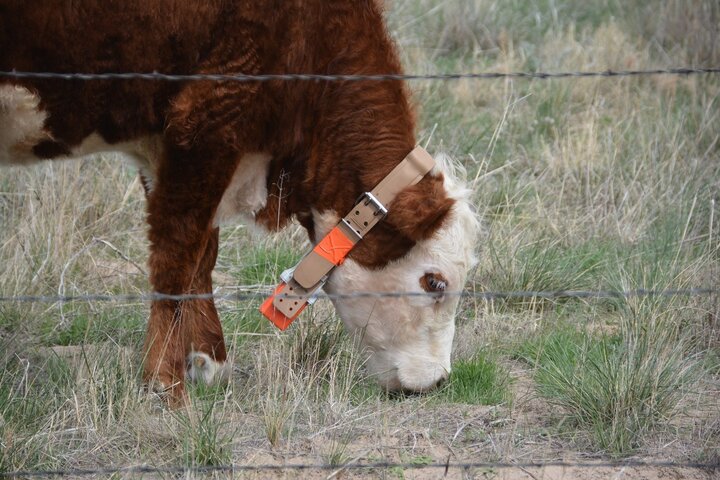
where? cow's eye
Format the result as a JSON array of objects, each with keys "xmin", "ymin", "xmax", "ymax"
[{"xmin": 420, "ymin": 272, "xmax": 448, "ymax": 293}]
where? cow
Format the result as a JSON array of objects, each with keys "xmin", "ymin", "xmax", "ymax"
[{"xmin": 0, "ymin": 0, "xmax": 479, "ymax": 402}]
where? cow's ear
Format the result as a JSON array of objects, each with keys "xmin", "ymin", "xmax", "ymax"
[{"xmin": 386, "ymin": 176, "xmax": 454, "ymax": 242}]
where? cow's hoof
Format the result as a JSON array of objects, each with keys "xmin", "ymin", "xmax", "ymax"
[{"xmin": 186, "ymin": 352, "xmax": 231, "ymax": 386}]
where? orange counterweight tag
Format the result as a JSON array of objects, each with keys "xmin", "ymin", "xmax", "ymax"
[
  {"xmin": 260, "ymin": 227, "xmax": 353, "ymax": 331},
  {"xmin": 260, "ymin": 282, "xmax": 306, "ymax": 331},
  {"xmin": 315, "ymin": 226, "xmax": 354, "ymax": 266}
]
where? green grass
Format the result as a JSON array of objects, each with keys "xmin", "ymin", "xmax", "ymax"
[
  {"xmin": 0, "ymin": 356, "xmax": 74, "ymax": 471},
  {"xmin": 287, "ymin": 317, "xmax": 344, "ymax": 376},
  {"xmin": 220, "ymin": 308, "xmax": 271, "ymax": 350},
  {"xmin": 515, "ymin": 320, "xmax": 702, "ymax": 455},
  {"xmin": 39, "ymin": 308, "xmax": 146, "ymax": 347},
  {"xmin": 322, "ymin": 430, "xmax": 354, "ymax": 467},
  {"xmin": 483, "ymin": 238, "xmax": 608, "ymax": 311},
  {"xmin": 437, "ymin": 352, "xmax": 510, "ymax": 405},
  {"xmin": 178, "ymin": 397, "xmax": 232, "ymax": 467},
  {"xmin": 0, "ymin": 306, "xmax": 27, "ymax": 332},
  {"xmin": 218, "ymin": 239, "xmax": 302, "ymax": 286}
]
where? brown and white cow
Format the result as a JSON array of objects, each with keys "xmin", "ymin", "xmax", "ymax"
[{"xmin": 0, "ymin": 0, "xmax": 479, "ymax": 401}]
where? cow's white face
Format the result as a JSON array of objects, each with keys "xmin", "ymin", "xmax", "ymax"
[{"xmin": 319, "ymin": 158, "xmax": 479, "ymax": 392}]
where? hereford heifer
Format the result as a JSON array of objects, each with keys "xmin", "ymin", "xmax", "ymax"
[{"xmin": 0, "ymin": 0, "xmax": 479, "ymax": 400}]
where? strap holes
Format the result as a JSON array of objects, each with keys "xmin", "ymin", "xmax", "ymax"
[
  {"xmin": 355, "ymin": 211, "xmax": 359, "ymax": 215},
  {"xmin": 363, "ymin": 221, "xmax": 368, "ymax": 226}
]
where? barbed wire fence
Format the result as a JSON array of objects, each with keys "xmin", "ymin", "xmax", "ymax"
[
  {"xmin": 1, "ymin": 66, "xmax": 719, "ymax": 83},
  {"xmin": 0, "ymin": 287, "xmax": 718, "ymax": 305},
  {"xmin": 0, "ymin": 65, "xmax": 718, "ymax": 309},
  {"xmin": 1, "ymin": 65, "xmax": 719, "ymax": 477}
]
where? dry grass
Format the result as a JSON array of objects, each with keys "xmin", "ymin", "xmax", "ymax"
[{"xmin": 1, "ymin": 0, "xmax": 719, "ymax": 476}]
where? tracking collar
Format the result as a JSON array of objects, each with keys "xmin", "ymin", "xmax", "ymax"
[{"xmin": 260, "ymin": 146, "xmax": 436, "ymax": 330}]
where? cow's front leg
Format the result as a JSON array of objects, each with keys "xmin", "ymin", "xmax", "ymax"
[
  {"xmin": 184, "ymin": 227, "xmax": 232, "ymax": 386},
  {"xmin": 142, "ymin": 149, "xmax": 236, "ymax": 403}
]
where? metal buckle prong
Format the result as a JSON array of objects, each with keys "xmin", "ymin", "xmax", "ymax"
[{"xmin": 360, "ymin": 192, "xmax": 388, "ymax": 218}]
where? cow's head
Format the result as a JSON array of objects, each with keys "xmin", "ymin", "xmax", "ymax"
[{"xmin": 320, "ymin": 155, "xmax": 479, "ymax": 392}]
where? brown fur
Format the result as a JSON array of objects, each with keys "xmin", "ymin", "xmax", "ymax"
[{"xmin": 0, "ymin": 0, "xmax": 454, "ymax": 401}]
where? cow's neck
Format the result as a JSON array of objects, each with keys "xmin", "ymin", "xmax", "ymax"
[
  {"xmin": 255, "ymin": 91, "xmax": 453, "ymax": 270},
  {"xmin": 251, "ymin": 2, "xmax": 455, "ymax": 269}
]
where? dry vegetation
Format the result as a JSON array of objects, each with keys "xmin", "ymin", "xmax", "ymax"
[{"xmin": 1, "ymin": 0, "xmax": 719, "ymax": 478}]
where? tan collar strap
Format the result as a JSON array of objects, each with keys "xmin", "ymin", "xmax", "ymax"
[{"xmin": 260, "ymin": 146, "xmax": 436, "ymax": 330}]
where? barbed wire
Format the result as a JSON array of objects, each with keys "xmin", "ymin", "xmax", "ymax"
[
  {"xmin": 0, "ymin": 287, "xmax": 716, "ymax": 304},
  {"xmin": 0, "ymin": 67, "xmax": 719, "ymax": 84},
  {"xmin": 1, "ymin": 66, "xmax": 718, "ymax": 305},
  {"xmin": 1, "ymin": 459, "xmax": 718, "ymax": 478}
]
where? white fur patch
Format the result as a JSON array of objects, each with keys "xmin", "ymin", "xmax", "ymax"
[
  {"xmin": 315, "ymin": 152, "xmax": 480, "ymax": 392},
  {"xmin": 186, "ymin": 352, "xmax": 232, "ymax": 385},
  {"xmin": 0, "ymin": 85, "xmax": 51, "ymax": 164},
  {"xmin": 0, "ymin": 86, "xmax": 165, "ymax": 187},
  {"xmin": 213, "ymin": 152, "xmax": 271, "ymax": 226}
]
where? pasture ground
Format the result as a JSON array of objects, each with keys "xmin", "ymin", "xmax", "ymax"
[{"xmin": 1, "ymin": 0, "xmax": 719, "ymax": 478}]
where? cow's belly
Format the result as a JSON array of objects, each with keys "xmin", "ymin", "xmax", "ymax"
[{"xmin": 1, "ymin": 85, "xmax": 271, "ymax": 226}]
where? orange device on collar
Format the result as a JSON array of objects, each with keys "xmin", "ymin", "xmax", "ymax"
[{"xmin": 260, "ymin": 226, "xmax": 354, "ymax": 330}]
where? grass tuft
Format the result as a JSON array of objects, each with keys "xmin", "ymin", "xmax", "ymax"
[
  {"xmin": 178, "ymin": 398, "xmax": 232, "ymax": 467},
  {"xmin": 517, "ymin": 320, "xmax": 702, "ymax": 455},
  {"xmin": 437, "ymin": 352, "xmax": 510, "ymax": 405}
]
